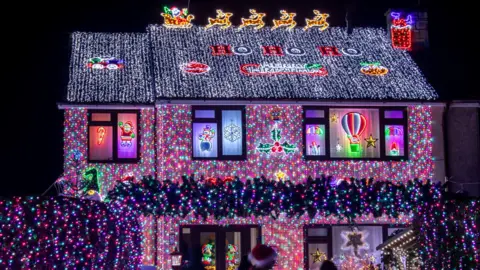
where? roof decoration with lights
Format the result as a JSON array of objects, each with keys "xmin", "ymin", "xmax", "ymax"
[{"xmin": 66, "ymin": 9, "xmax": 437, "ymax": 103}]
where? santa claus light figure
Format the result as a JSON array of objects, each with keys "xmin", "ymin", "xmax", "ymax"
[{"xmin": 118, "ymin": 121, "xmax": 135, "ymax": 147}]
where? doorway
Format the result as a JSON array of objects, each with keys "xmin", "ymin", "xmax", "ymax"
[{"xmin": 179, "ymin": 225, "xmax": 261, "ymax": 270}]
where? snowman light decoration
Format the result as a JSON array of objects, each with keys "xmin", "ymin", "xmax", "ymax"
[{"xmin": 199, "ymin": 125, "xmax": 216, "ymax": 152}]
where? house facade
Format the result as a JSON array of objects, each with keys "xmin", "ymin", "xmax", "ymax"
[{"xmin": 60, "ymin": 11, "xmax": 449, "ymax": 269}]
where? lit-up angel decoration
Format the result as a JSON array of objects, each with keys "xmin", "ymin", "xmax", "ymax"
[
  {"xmin": 161, "ymin": 6, "xmax": 195, "ymax": 28},
  {"xmin": 272, "ymin": 10, "xmax": 297, "ymax": 30},
  {"xmin": 341, "ymin": 112, "xmax": 367, "ymax": 152}
]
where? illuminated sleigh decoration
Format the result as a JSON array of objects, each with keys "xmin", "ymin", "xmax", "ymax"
[
  {"xmin": 272, "ymin": 10, "xmax": 296, "ymax": 30},
  {"xmin": 238, "ymin": 9, "xmax": 266, "ymax": 30},
  {"xmin": 304, "ymin": 10, "xmax": 329, "ymax": 31},
  {"xmin": 205, "ymin": 9, "xmax": 233, "ymax": 29},
  {"xmin": 161, "ymin": 6, "xmax": 195, "ymax": 28}
]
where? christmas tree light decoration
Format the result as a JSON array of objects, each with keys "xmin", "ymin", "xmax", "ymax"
[
  {"xmin": 341, "ymin": 112, "xmax": 367, "ymax": 152},
  {"xmin": 341, "ymin": 228, "xmax": 370, "ymax": 257},
  {"xmin": 180, "ymin": 61, "xmax": 211, "ymax": 74},
  {"xmin": 223, "ymin": 119, "xmax": 241, "ymax": 142},
  {"xmin": 202, "ymin": 241, "xmax": 215, "ymax": 268},
  {"xmin": 87, "ymin": 57, "xmax": 124, "ymax": 70},
  {"xmin": 226, "ymin": 244, "xmax": 239, "ymax": 270},
  {"xmin": 238, "ymin": 9, "xmax": 266, "ymax": 30},
  {"xmin": 240, "ymin": 63, "xmax": 328, "ymax": 76},
  {"xmin": 311, "ymin": 249, "xmax": 327, "ymax": 263},
  {"xmin": 390, "ymin": 12, "xmax": 413, "ymax": 50},
  {"xmin": 364, "ymin": 134, "xmax": 378, "ymax": 148},
  {"xmin": 272, "ymin": 10, "xmax": 297, "ymax": 30},
  {"xmin": 360, "ymin": 62, "xmax": 389, "ymax": 76},
  {"xmin": 205, "ymin": 9, "xmax": 233, "ymax": 29},
  {"xmin": 161, "ymin": 6, "xmax": 195, "ymax": 28},
  {"xmin": 96, "ymin": 126, "xmax": 106, "ymax": 144},
  {"xmin": 256, "ymin": 125, "xmax": 297, "ymax": 154},
  {"xmin": 304, "ymin": 10, "xmax": 329, "ymax": 31}
]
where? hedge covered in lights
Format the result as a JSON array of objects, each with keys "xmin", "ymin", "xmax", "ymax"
[
  {"xmin": 106, "ymin": 175, "xmax": 441, "ymax": 221},
  {"xmin": 0, "ymin": 197, "xmax": 141, "ymax": 269}
]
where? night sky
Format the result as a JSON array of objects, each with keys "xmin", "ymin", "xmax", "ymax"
[{"xmin": 2, "ymin": 0, "xmax": 474, "ymax": 196}]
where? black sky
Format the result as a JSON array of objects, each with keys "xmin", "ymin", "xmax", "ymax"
[{"xmin": 2, "ymin": 0, "xmax": 474, "ymax": 196}]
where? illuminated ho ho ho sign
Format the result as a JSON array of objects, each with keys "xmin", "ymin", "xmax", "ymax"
[{"xmin": 209, "ymin": 44, "xmax": 363, "ymax": 57}]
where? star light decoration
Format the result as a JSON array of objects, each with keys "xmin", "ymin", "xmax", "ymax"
[
  {"xmin": 330, "ymin": 113, "xmax": 339, "ymax": 123},
  {"xmin": 341, "ymin": 228, "xmax": 370, "ymax": 257},
  {"xmin": 275, "ymin": 170, "xmax": 286, "ymax": 181},
  {"xmin": 364, "ymin": 134, "xmax": 378, "ymax": 148},
  {"xmin": 311, "ymin": 248, "xmax": 327, "ymax": 263}
]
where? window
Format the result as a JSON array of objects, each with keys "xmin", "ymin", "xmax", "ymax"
[
  {"xmin": 304, "ymin": 226, "xmax": 331, "ymax": 269},
  {"xmin": 192, "ymin": 106, "xmax": 246, "ymax": 160},
  {"xmin": 303, "ymin": 107, "xmax": 408, "ymax": 160},
  {"xmin": 88, "ymin": 110, "xmax": 140, "ymax": 162}
]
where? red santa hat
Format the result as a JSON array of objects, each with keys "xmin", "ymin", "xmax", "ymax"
[{"xmin": 248, "ymin": 244, "xmax": 277, "ymax": 268}]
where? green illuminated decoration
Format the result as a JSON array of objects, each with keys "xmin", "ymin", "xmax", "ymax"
[{"xmin": 257, "ymin": 125, "xmax": 296, "ymax": 154}]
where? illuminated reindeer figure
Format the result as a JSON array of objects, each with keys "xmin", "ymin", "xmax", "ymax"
[
  {"xmin": 205, "ymin": 9, "xmax": 233, "ymax": 29},
  {"xmin": 238, "ymin": 9, "xmax": 266, "ymax": 30},
  {"xmin": 304, "ymin": 10, "xmax": 329, "ymax": 31},
  {"xmin": 272, "ymin": 10, "xmax": 297, "ymax": 30}
]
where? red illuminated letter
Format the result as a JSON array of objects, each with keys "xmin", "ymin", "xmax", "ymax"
[
  {"xmin": 262, "ymin": 45, "xmax": 284, "ymax": 56},
  {"xmin": 210, "ymin": 45, "xmax": 233, "ymax": 56},
  {"xmin": 318, "ymin": 46, "xmax": 342, "ymax": 56}
]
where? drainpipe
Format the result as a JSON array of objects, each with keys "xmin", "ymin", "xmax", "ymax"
[{"xmin": 442, "ymin": 101, "xmax": 451, "ymax": 192}]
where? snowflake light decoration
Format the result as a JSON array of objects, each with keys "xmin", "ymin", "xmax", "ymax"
[
  {"xmin": 223, "ymin": 120, "xmax": 241, "ymax": 142},
  {"xmin": 341, "ymin": 228, "xmax": 370, "ymax": 257}
]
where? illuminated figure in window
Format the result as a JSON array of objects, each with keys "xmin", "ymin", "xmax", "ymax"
[
  {"xmin": 96, "ymin": 127, "xmax": 106, "ymax": 145},
  {"xmin": 199, "ymin": 125, "xmax": 216, "ymax": 152},
  {"xmin": 341, "ymin": 112, "xmax": 367, "ymax": 152},
  {"xmin": 118, "ymin": 121, "xmax": 135, "ymax": 147},
  {"xmin": 390, "ymin": 141, "xmax": 399, "ymax": 156}
]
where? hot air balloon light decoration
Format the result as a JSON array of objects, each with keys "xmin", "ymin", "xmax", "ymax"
[{"xmin": 341, "ymin": 112, "xmax": 367, "ymax": 153}]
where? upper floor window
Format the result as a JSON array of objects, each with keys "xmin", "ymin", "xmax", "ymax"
[
  {"xmin": 192, "ymin": 106, "xmax": 246, "ymax": 160},
  {"xmin": 303, "ymin": 107, "xmax": 408, "ymax": 160},
  {"xmin": 88, "ymin": 110, "xmax": 140, "ymax": 162}
]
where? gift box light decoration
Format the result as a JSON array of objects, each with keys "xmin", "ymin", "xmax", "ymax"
[
  {"xmin": 390, "ymin": 12, "xmax": 413, "ymax": 50},
  {"xmin": 161, "ymin": 6, "xmax": 195, "ymax": 28},
  {"xmin": 238, "ymin": 9, "xmax": 266, "ymax": 30},
  {"xmin": 272, "ymin": 10, "xmax": 297, "ymax": 30},
  {"xmin": 205, "ymin": 9, "xmax": 233, "ymax": 29},
  {"xmin": 304, "ymin": 10, "xmax": 330, "ymax": 31}
]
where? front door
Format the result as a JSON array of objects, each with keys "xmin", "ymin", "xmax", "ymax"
[{"xmin": 179, "ymin": 225, "xmax": 261, "ymax": 270}]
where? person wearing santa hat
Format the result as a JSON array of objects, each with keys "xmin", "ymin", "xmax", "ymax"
[{"xmin": 246, "ymin": 244, "xmax": 277, "ymax": 270}]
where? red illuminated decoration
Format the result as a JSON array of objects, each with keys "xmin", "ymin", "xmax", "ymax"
[
  {"xmin": 341, "ymin": 112, "xmax": 367, "ymax": 152},
  {"xmin": 390, "ymin": 12, "xmax": 413, "ymax": 50},
  {"xmin": 180, "ymin": 61, "xmax": 211, "ymax": 74},
  {"xmin": 118, "ymin": 121, "xmax": 135, "ymax": 147},
  {"xmin": 390, "ymin": 141, "xmax": 399, "ymax": 156},
  {"xmin": 318, "ymin": 46, "xmax": 342, "ymax": 56},
  {"xmin": 240, "ymin": 63, "xmax": 328, "ymax": 76},
  {"xmin": 96, "ymin": 127, "xmax": 106, "ymax": 145},
  {"xmin": 210, "ymin": 45, "xmax": 233, "ymax": 56},
  {"xmin": 262, "ymin": 45, "xmax": 284, "ymax": 56}
]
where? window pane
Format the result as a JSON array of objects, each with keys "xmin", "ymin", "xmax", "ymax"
[
  {"xmin": 91, "ymin": 113, "xmax": 111, "ymax": 122},
  {"xmin": 117, "ymin": 113, "xmax": 138, "ymax": 159},
  {"xmin": 195, "ymin": 110, "xmax": 215, "ymax": 118},
  {"xmin": 308, "ymin": 243, "xmax": 328, "ymax": 268},
  {"xmin": 384, "ymin": 110, "xmax": 403, "ymax": 119},
  {"xmin": 251, "ymin": 227, "xmax": 259, "ymax": 250},
  {"xmin": 89, "ymin": 126, "xmax": 113, "ymax": 161},
  {"xmin": 222, "ymin": 110, "xmax": 243, "ymax": 156},
  {"xmin": 308, "ymin": 228, "xmax": 328, "ymax": 237},
  {"xmin": 193, "ymin": 123, "xmax": 218, "ymax": 158},
  {"xmin": 329, "ymin": 108, "xmax": 380, "ymax": 158},
  {"xmin": 306, "ymin": 124, "xmax": 326, "ymax": 156},
  {"xmin": 305, "ymin": 110, "xmax": 325, "ymax": 118},
  {"xmin": 385, "ymin": 125, "xmax": 405, "ymax": 156}
]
